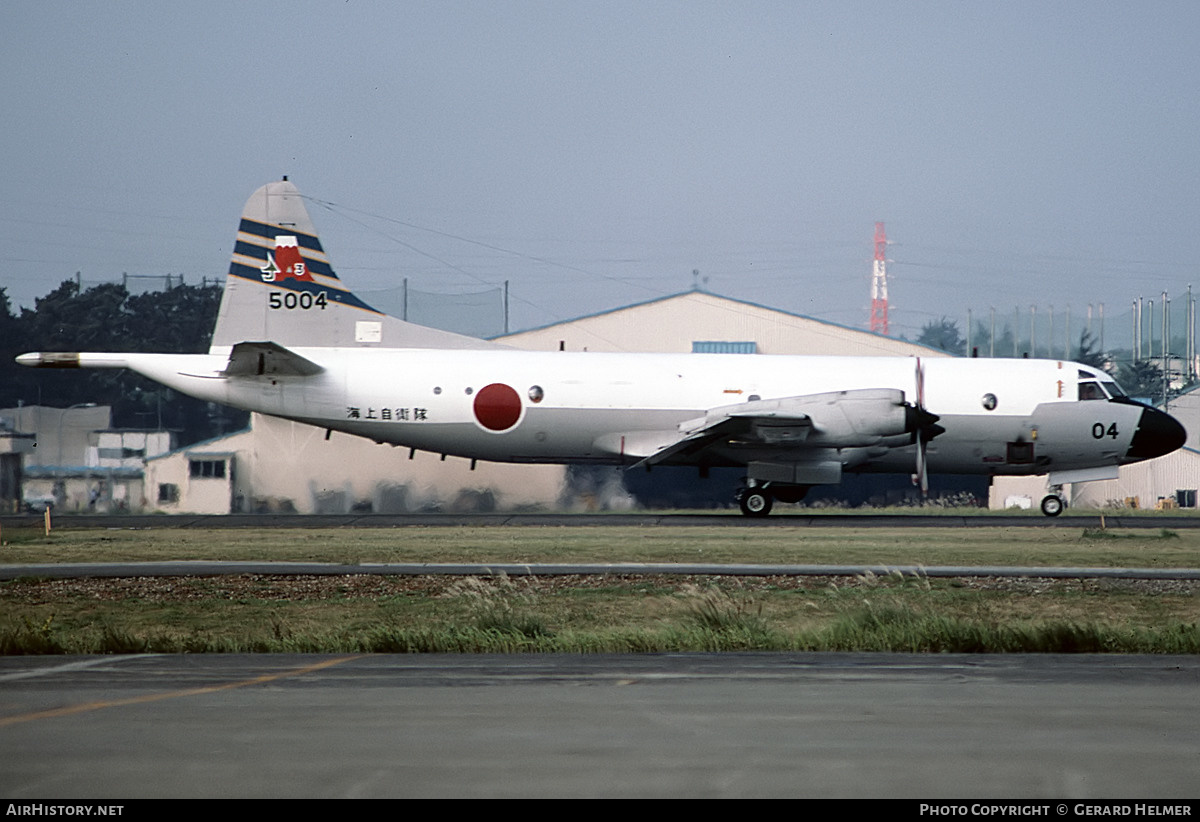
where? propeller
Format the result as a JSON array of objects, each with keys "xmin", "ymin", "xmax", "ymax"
[{"xmin": 909, "ymin": 358, "xmax": 945, "ymax": 495}]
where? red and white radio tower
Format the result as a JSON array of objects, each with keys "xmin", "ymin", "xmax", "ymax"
[{"xmin": 869, "ymin": 221, "xmax": 889, "ymax": 335}]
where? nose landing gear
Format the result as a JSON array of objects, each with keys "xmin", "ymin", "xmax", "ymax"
[{"xmin": 1040, "ymin": 486, "xmax": 1067, "ymax": 517}]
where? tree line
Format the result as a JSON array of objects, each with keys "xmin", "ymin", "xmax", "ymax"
[{"xmin": 0, "ymin": 279, "xmax": 247, "ymax": 446}]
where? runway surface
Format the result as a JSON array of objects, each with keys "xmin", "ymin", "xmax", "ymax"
[{"xmin": 2, "ymin": 653, "xmax": 1197, "ymax": 799}]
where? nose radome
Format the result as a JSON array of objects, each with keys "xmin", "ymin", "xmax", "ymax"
[{"xmin": 1126, "ymin": 406, "xmax": 1187, "ymax": 460}]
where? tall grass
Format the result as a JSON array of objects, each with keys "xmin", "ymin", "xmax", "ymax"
[
  {"xmin": 823, "ymin": 603, "xmax": 1200, "ymax": 654},
  {"xmin": 5, "ymin": 603, "xmax": 1198, "ymax": 654}
]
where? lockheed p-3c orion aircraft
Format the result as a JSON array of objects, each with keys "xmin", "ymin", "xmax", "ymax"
[{"xmin": 18, "ymin": 180, "xmax": 1187, "ymax": 516}]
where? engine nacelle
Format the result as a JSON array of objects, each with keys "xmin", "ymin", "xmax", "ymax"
[{"xmin": 726, "ymin": 388, "xmax": 925, "ymax": 449}]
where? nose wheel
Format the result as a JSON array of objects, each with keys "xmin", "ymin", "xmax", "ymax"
[{"xmin": 1040, "ymin": 491, "xmax": 1066, "ymax": 517}]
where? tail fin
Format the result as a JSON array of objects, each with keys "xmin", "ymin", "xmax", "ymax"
[{"xmin": 209, "ymin": 180, "xmax": 502, "ymax": 354}]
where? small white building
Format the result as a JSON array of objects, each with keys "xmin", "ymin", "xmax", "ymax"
[
  {"xmin": 0, "ymin": 417, "xmax": 35, "ymax": 513},
  {"xmin": 3, "ymin": 405, "xmax": 173, "ymax": 513}
]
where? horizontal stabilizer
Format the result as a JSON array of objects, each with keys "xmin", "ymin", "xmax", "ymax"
[{"xmin": 222, "ymin": 342, "xmax": 324, "ymax": 377}]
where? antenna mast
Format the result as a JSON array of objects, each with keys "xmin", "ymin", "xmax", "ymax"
[{"xmin": 870, "ymin": 221, "xmax": 889, "ymax": 335}]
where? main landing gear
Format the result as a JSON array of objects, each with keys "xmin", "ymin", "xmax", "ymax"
[
  {"xmin": 735, "ymin": 482, "xmax": 809, "ymax": 518},
  {"xmin": 737, "ymin": 488, "xmax": 773, "ymax": 517},
  {"xmin": 1040, "ymin": 486, "xmax": 1067, "ymax": 517}
]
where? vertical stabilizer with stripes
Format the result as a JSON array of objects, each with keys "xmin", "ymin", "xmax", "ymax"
[{"xmin": 210, "ymin": 180, "xmax": 501, "ymax": 354}]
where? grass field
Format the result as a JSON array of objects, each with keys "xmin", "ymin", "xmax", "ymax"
[{"xmin": 2, "ymin": 524, "xmax": 1199, "ymax": 654}]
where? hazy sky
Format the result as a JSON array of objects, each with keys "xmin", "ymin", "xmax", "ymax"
[{"xmin": 3, "ymin": 1, "xmax": 1198, "ymax": 343}]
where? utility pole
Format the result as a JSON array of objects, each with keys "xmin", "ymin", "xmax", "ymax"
[{"xmin": 989, "ymin": 307, "xmax": 995, "ymax": 358}]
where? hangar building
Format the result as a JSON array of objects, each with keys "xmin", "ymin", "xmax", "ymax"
[{"xmin": 502, "ymin": 290, "xmax": 942, "ymax": 356}]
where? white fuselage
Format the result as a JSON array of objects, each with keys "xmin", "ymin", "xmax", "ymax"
[{"xmin": 102, "ymin": 348, "xmax": 1150, "ymax": 478}]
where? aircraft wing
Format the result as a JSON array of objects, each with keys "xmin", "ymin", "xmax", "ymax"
[
  {"xmin": 222, "ymin": 341, "xmax": 325, "ymax": 377},
  {"xmin": 630, "ymin": 387, "xmax": 933, "ymax": 468},
  {"xmin": 628, "ymin": 415, "xmax": 761, "ymax": 467}
]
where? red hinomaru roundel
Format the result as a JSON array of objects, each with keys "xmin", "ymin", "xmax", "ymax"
[{"xmin": 473, "ymin": 383, "xmax": 523, "ymax": 431}]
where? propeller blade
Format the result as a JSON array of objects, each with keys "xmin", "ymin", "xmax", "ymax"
[
  {"xmin": 915, "ymin": 358, "xmax": 929, "ymax": 495},
  {"xmin": 916, "ymin": 433, "xmax": 929, "ymax": 494}
]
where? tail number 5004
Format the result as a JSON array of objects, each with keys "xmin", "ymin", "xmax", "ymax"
[{"xmin": 269, "ymin": 291, "xmax": 327, "ymax": 310}]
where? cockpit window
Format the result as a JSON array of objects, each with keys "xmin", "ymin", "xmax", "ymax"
[
  {"xmin": 1078, "ymin": 369, "xmax": 1096, "ymax": 379},
  {"xmin": 1078, "ymin": 382, "xmax": 1106, "ymax": 401},
  {"xmin": 1102, "ymin": 381, "xmax": 1126, "ymax": 398}
]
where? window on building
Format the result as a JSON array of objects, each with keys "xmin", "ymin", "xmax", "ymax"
[
  {"xmin": 1176, "ymin": 490, "xmax": 1197, "ymax": 508},
  {"xmin": 189, "ymin": 459, "xmax": 226, "ymax": 479},
  {"xmin": 692, "ymin": 341, "xmax": 757, "ymax": 354},
  {"xmin": 158, "ymin": 483, "xmax": 179, "ymax": 503}
]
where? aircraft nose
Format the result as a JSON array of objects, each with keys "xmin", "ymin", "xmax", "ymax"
[{"xmin": 1126, "ymin": 406, "xmax": 1187, "ymax": 460}]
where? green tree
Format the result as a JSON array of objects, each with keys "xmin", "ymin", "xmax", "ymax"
[
  {"xmin": 916, "ymin": 317, "xmax": 965, "ymax": 355},
  {"xmin": 1074, "ymin": 329, "xmax": 1107, "ymax": 369},
  {"xmin": 0, "ymin": 287, "xmax": 33, "ymax": 411},
  {"xmin": 3, "ymin": 279, "xmax": 244, "ymax": 444},
  {"xmin": 1118, "ymin": 359, "xmax": 1165, "ymax": 401}
]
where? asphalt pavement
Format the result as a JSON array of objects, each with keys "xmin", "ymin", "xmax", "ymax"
[{"xmin": 2, "ymin": 653, "xmax": 1198, "ymax": 799}]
